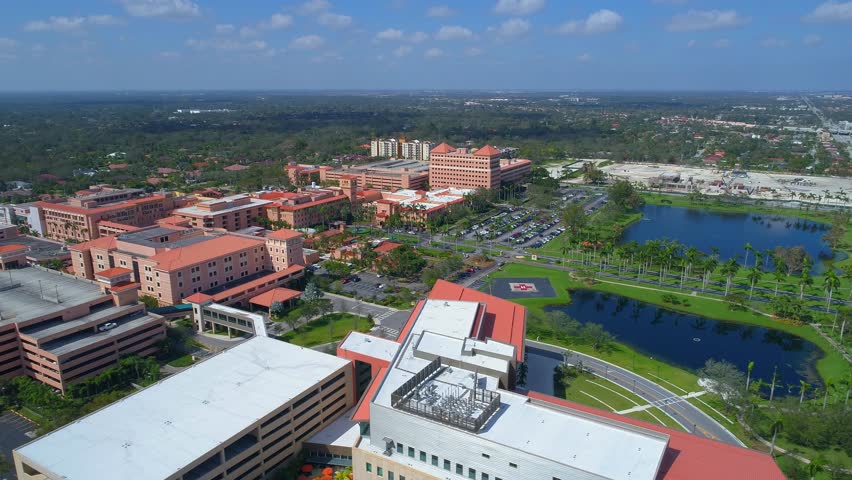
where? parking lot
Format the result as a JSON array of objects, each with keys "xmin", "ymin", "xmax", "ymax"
[
  {"xmin": 339, "ymin": 271, "xmax": 391, "ymax": 300},
  {"xmin": 0, "ymin": 411, "xmax": 37, "ymax": 479}
]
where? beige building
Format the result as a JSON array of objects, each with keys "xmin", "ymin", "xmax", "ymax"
[
  {"xmin": 70, "ymin": 226, "xmax": 306, "ymax": 307},
  {"xmin": 173, "ymin": 194, "xmax": 272, "ymax": 231},
  {"xmin": 36, "ymin": 187, "xmax": 182, "ymax": 243},
  {"xmin": 0, "ymin": 266, "xmax": 165, "ymax": 393},
  {"xmin": 14, "ymin": 336, "xmax": 355, "ymax": 480},
  {"xmin": 428, "ymin": 143, "xmax": 532, "ymax": 190}
]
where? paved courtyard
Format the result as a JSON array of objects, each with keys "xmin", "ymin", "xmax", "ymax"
[{"xmin": 489, "ymin": 277, "xmax": 557, "ymax": 300}]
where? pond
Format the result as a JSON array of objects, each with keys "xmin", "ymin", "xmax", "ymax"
[
  {"xmin": 542, "ymin": 290, "xmax": 823, "ymax": 393},
  {"xmin": 622, "ymin": 205, "xmax": 835, "ymax": 273}
]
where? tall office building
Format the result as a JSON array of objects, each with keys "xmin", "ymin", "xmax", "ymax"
[{"xmin": 370, "ymin": 139, "xmax": 433, "ymax": 161}]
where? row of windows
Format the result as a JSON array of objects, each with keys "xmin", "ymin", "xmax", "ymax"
[{"xmin": 393, "ymin": 442, "xmax": 536, "ymax": 480}]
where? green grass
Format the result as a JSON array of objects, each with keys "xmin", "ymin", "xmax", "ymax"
[
  {"xmin": 279, "ymin": 313, "xmax": 373, "ymax": 347},
  {"xmin": 167, "ymin": 354, "xmax": 195, "ymax": 368}
]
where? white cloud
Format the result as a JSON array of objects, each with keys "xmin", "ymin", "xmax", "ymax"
[
  {"xmin": 464, "ymin": 46, "xmax": 483, "ymax": 56},
  {"xmin": 290, "ymin": 34, "xmax": 325, "ymax": 49},
  {"xmin": 711, "ymin": 38, "xmax": 731, "ymax": 48},
  {"xmin": 803, "ymin": 1, "xmax": 852, "ymax": 23},
  {"xmin": 299, "ymin": 0, "xmax": 330, "ymax": 15},
  {"xmin": 311, "ymin": 51, "xmax": 342, "ymax": 63},
  {"xmin": 493, "ymin": 18, "xmax": 530, "ymax": 37},
  {"xmin": 318, "ymin": 13, "xmax": 352, "ymax": 28},
  {"xmin": 803, "ymin": 34, "xmax": 823, "ymax": 46},
  {"xmin": 557, "ymin": 9, "xmax": 623, "ymax": 35},
  {"xmin": 577, "ymin": 52, "xmax": 592, "ymax": 62},
  {"xmin": 427, "ymin": 5, "xmax": 456, "ymax": 17},
  {"xmin": 494, "ymin": 0, "xmax": 546, "ymax": 16},
  {"xmin": 376, "ymin": 28, "xmax": 404, "ymax": 41},
  {"xmin": 424, "ymin": 47, "xmax": 444, "ymax": 58},
  {"xmin": 186, "ymin": 38, "xmax": 269, "ymax": 52},
  {"xmin": 240, "ymin": 26, "xmax": 259, "ymax": 37},
  {"xmin": 666, "ymin": 10, "xmax": 747, "ymax": 32},
  {"xmin": 265, "ymin": 13, "xmax": 294, "ymax": 29},
  {"xmin": 121, "ymin": 0, "xmax": 200, "ymax": 19},
  {"xmin": 0, "ymin": 38, "xmax": 16, "ymax": 49},
  {"xmin": 392, "ymin": 45, "xmax": 412, "ymax": 57},
  {"xmin": 760, "ymin": 37, "xmax": 788, "ymax": 48},
  {"xmin": 408, "ymin": 31, "xmax": 429, "ymax": 43},
  {"xmin": 435, "ymin": 25, "xmax": 473, "ymax": 41},
  {"xmin": 214, "ymin": 24, "xmax": 235, "ymax": 34},
  {"xmin": 23, "ymin": 15, "xmax": 122, "ymax": 33}
]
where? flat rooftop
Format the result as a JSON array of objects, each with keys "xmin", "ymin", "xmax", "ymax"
[
  {"xmin": 0, "ymin": 235, "xmax": 70, "ymax": 261},
  {"xmin": 339, "ymin": 332, "xmax": 400, "ymax": 363},
  {"xmin": 16, "ymin": 336, "xmax": 349, "ymax": 480},
  {"xmin": 0, "ymin": 267, "xmax": 108, "ymax": 326},
  {"xmin": 174, "ymin": 196, "xmax": 271, "ymax": 217},
  {"xmin": 339, "ymin": 158, "xmax": 430, "ymax": 173},
  {"xmin": 371, "ymin": 298, "xmax": 670, "ymax": 480},
  {"xmin": 305, "ymin": 407, "xmax": 360, "ymax": 448}
]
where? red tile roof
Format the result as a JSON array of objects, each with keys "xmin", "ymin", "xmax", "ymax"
[
  {"xmin": 223, "ymin": 164, "xmax": 249, "ymax": 171},
  {"xmin": 249, "ymin": 287, "xmax": 302, "ymax": 307},
  {"xmin": 428, "ymin": 280, "xmax": 526, "ymax": 361},
  {"xmin": 69, "ymin": 235, "xmax": 119, "ymax": 253},
  {"xmin": 430, "ymin": 142, "xmax": 456, "ymax": 154},
  {"xmin": 210, "ymin": 265, "xmax": 304, "ymax": 303},
  {"xmin": 146, "ymin": 235, "xmax": 264, "ymax": 272},
  {"xmin": 527, "ymin": 391, "xmax": 785, "ymax": 480},
  {"xmin": 35, "ymin": 194, "xmax": 168, "ymax": 216},
  {"xmin": 184, "ymin": 292, "xmax": 214, "ymax": 304},
  {"xmin": 95, "ymin": 267, "xmax": 133, "ymax": 278},
  {"xmin": 266, "ymin": 228, "xmax": 302, "ymax": 241},
  {"xmin": 373, "ymin": 241, "xmax": 402, "ymax": 254},
  {"xmin": 0, "ymin": 244, "xmax": 27, "ymax": 254},
  {"xmin": 110, "ymin": 281, "xmax": 141, "ymax": 293},
  {"xmin": 266, "ymin": 194, "xmax": 348, "ymax": 212},
  {"xmin": 474, "ymin": 145, "xmax": 501, "ymax": 157},
  {"xmin": 107, "ymin": 163, "xmax": 129, "ymax": 170}
]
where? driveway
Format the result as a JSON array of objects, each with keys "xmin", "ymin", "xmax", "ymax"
[{"xmin": 526, "ymin": 340, "xmax": 743, "ymax": 447}]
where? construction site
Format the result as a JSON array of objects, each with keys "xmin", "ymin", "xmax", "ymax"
[{"xmin": 591, "ymin": 163, "xmax": 851, "ymax": 207}]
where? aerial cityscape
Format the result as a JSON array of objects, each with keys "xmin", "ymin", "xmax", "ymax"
[{"xmin": 0, "ymin": 1, "xmax": 851, "ymax": 479}]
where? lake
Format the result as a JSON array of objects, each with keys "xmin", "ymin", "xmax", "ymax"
[
  {"xmin": 622, "ymin": 204, "xmax": 834, "ymax": 273},
  {"xmin": 543, "ymin": 290, "xmax": 822, "ymax": 392}
]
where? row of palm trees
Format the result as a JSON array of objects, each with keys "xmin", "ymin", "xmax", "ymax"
[{"xmin": 560, "ymin": 237, "xmax": 850, "ymax": 308}]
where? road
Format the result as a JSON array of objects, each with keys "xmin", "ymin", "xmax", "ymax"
[
  {"xmin": 526, "ymin": 340, "xmax": 744, "ymax": 447},
  {"xmin": 0, "ymin": 411, "xmax": 37, "ymax": 479},
  {"xmin": 324, "ymin": 292, "xmax": 412, "ymax": 339}
]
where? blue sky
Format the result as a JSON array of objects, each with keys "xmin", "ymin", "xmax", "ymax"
[{"xmin": 1, "ymin": 0, "xmax": 851, "ymax": 91}]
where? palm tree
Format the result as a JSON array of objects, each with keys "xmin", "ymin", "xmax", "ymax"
[
  {"xmin": 823, "ymin": 270, "xmax": 840, "ymax": 310},
  {"xmin": 745, "ymin": 361, "xmax": 755, "ymax": 392},
  {"xmin": 799, "ymin": 380, "xmax": 810, "ymax": 405},
  {"xmin": 702, "ymin": 256, "xmax": 718, "ymax": 292},
  {"xmin": 721, "ymin": 258, "xmax": 740, "ymax": 296},
  {"xmin": 806, "ymin": 456, "xmax": 827, "ymax": 480},
  {"xmin": 743, "ymin": 242, "xmax": 754, "ymax": 268},
  {"xmin": 684, "ymin": 246, "xmax": 700, "ymax": 287},
  {"xmin": 772, "ymin": 254, "xmax": 787, "ymax": 297},
  {"xmin": 769, "ymin": 416, "xmax": 783, "ymax": 456},
  {"xmin": 799, "ymin": 272, "xmax": 813, "ymax": 300},
  {"xmin": 747, "ymin": 266, "xmax": 763, "ymax": 300},
  {"xmin": 822, "ymin": 377, "xmax": 834, "ymax": 410}
]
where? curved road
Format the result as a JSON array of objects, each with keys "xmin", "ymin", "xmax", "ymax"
[{"xmin": 526, "ymin": 340, "xmax": 744, "ymax": 447}]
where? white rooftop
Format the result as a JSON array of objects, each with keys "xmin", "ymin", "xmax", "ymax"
[
  {"xmin": 370, "ymin": 299, "xmax": 670, "ymax": 480},
  {"xmin": 305, "ymin": 407, "xmax": 360, "ymax": 448},
  {"xmin": 16, "ymin": 336, "xmax": 349, "ymax": 480},
  {"xmin": 412, "ymin": 299, "xmax": 480, "ymax": 339},
  {"xmin": 339, "ymin": 332, "xmax": 400, "ymax": 362},
  {"xmin": 174, "ymin": 195, "xmax": 271, "ymax": 217}
]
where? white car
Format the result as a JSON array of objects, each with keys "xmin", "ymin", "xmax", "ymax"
[{"xmin": 98, "ymin": 322, "xmax": 118, "ymax": 332}]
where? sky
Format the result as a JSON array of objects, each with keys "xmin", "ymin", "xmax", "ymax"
[{"xmin": 1, "ymin": 0, "xmax": 851, "ymax": 91}]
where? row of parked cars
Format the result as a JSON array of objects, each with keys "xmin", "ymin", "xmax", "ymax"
[{"xmin": 507, "ymin": 214, "xmax": 563, "ymax": 247}]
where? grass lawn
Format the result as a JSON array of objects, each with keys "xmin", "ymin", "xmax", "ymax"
[
  {"xmin": 167, "ymin": 354, "xmax": 195, "ymax": 368},
  {"xmin": 279, "ymin": 313, "xmax": 373, "ymax": 347}
]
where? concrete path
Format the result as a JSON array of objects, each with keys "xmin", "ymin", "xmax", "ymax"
[
  {"xmin": 526, "ymin": 340, "xmax": 745, "ymax": 447},
  {"xmin": 617, "ymin": 391, "xmax": 706, "ymax": 414}
]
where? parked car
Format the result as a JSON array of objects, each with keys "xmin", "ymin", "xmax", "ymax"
[{"xmin": 98, "ymin": 322, "xmax": 118, "ymax": 332}]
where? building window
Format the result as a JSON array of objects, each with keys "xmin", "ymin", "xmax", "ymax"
[
  {"xmin": 396, "ymin": 443, "xmax": 403, "ymax": 454},
  {"xmin": 482, "ymin": 474, "xmax": 489, "ymax": 480},
  {"xmin": 468, "ymin": 468, "xmax": 476, "ymax": 479},
  {"xmin": 419, "ymin": 451, "xmax": 426, "ymax": 462},
  {"xmin": 431, "ymin": 455, "xmax": 438, "ymax": 466},
  {"xmin": 388, "ymin": 472, "xmax": 394, "ymax": 480},
  {"xmin": 366, "ymin": 463, "xmax": 372, "ymax": 473},
  {"xmin": 509, "ymin": 463, "xmax": 518, "ymax": 469},
  {"xmin": 408, "ymin": 447, "xmax": 414, "ymax": 458},
  {"xmin": 377, "ymin": 467, "xmax": 383, "ymax": 477},
  {"xmin": 444, "ymin": 459, "xmax": 450, "ymax": 471},
  {"xmin": 482, "ymin": 453, "xmax": 490, "ymax": 459},
  {"xmin": 456, "ymin": 464, "xmax": 463, "ymax": 475}
]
